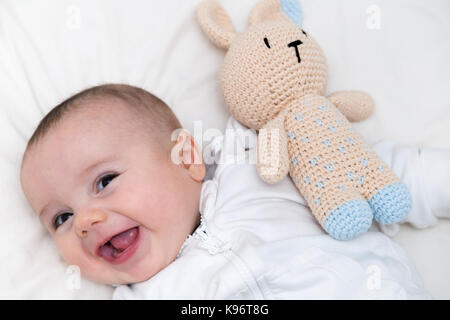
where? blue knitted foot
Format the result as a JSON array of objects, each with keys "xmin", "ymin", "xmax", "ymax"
[
  {"xmin": 323, "ymin": 199, "xmax": 373, "ymax": 240},
  {"xmin": 368, "ymin": 182, "xmax": 412, "ymax": 224}
]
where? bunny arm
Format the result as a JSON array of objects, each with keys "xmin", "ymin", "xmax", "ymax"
[
  {"xmin": 257, "ymin": 111, "xmax": 290, "ymax": 184},
  {"xmin": 326, "ymin": 91, "xmax": 375, "ymax": 122}
]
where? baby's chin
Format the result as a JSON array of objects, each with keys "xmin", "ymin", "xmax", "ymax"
[
  {"xmin": 84, "ymin": 244, "xmax": 178, "ymax": 286},
  {"xmin": 84, "ymin": 259, "xmax": 159, "ymax": 286}
]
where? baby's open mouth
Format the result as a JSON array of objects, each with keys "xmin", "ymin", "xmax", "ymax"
[{"xmin": 97, "ymin": 227, "xmax": 140, "ymax": 264}]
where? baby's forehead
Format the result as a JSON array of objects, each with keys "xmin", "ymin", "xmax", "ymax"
[
  {"xmin": 68, "ymin": 96, "xmax": 143, "ymax": 125},
  {"xmin": 23, "ymin": 99, "xmax": 147, "ymax": 166},
  {"xmin": 54, "ymin": 97, "xmax": 154, "ymax": 141},
  {"xmin": 21, "ymin": 91, "xmax": 176, "ymax": 180},
  {"xmin": 21, "ymin": 99, "xmax": 150, "ymax": 201}
]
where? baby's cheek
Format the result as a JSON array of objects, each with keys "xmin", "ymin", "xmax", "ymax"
[
  {"xmin": 139, "ymin": 178, "xmax": 185, "ymax": 223},
  {"xmin": 142, "ymin": 190, "xmax": 181, "ymax": 229},
  {"xmin": 160, "ymin": 181, "xmax": 197, "ymax": 224},
  {"xmin": 56, "ymin": 236, "xmax": 94, "ymax": 272},
  {"xmin": 127, "ymin": 161, "xmax": 199, "ymax": 232}
]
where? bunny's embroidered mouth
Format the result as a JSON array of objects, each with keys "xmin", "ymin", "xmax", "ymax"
[{"xmin": 288, "ymin": 39, "xmax": 302, "ymax": 63}]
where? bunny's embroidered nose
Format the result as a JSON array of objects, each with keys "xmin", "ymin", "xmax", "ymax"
[{"xmin": 288, "ymin": 40, "xmax": 303, "ymax": 63}]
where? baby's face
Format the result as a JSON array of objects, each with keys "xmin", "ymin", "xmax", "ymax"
[{"xmin": 20, "ymin": 99, "xmax": 203, "ymax": 285}]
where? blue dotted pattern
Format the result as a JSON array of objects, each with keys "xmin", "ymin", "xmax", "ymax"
[
  {"xmin": 284, "ymin": 96, "xmax": 409, "ymax": 240},
  {"xmin": 368, "ymin": 182, "xmax": 411, "ymax": 224},
  {"xmin": 323, "ymin": 200, "xmax": 373, "ymax": 240}
]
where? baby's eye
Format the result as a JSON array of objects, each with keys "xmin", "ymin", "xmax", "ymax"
[
  {"xmin": 302, "ymin": 30, "xmax": 308, "ymax": 37},
  {"xmin": 263, "ymin": 37, "xmax": 271, "ymax": 49},
  {"xmin": 96, "ymin": 173, "xmax": 118, "ymax": 192},
  {"xmin": 54, "ymin": 212, "xmax": 73, "ymax": 229}
]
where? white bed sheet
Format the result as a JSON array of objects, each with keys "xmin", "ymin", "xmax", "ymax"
[{"xmin": 0, "ymin": 0, "xmax": 448, "ymax": 299}]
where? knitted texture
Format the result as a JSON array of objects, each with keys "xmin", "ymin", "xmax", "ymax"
[
  {"xmin": 327, "ymin": 91, "xmax": 375, "ymax": 122},
  {"xmin": 220, "ymin": 20, "xmax": 328, "ymax": 130},
  {"xmin": 248, "ymin": 0, "xmax": 287, "ymax": 27},
  {"xmin": 284, "ymin": 94, "xmax": 403, "ymax": 229},
  {"xmin": 323, "ymin": 199, "xmax": 373, "ymax": 241},
  {"xmin": 197, "ymin": 0, "xmax": 236, "ymax": 49},
  {"xmin": 368, "ymin": 182, "xmax": 412, "ymax": 224},
  {"xmin": 280, "ymin": 0, "xmax": 302, "ymax": 27},
  {"xmin": 257, "ymin": 111, "xmax": 290, "ymax": 184},
  {"xmin": 197, "ymin": 0, "xmax": 412, "ymax": 240}
]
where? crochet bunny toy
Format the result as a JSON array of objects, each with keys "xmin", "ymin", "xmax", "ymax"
[{"xmin": 197, "ymin": 0, "xmax": 411, "ymax": 240}]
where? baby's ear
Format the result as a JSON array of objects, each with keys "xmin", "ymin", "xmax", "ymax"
[
  {"xmin": 249, "ymin": 0, "xmax": 302, "ymax": 27},
  {"xmin": 171, "ymin": 130, "xmax": 206, "ymax": 183},
  {"xmin": 197, "ymin": 0, "xmax": 237, "ymax": 50}
]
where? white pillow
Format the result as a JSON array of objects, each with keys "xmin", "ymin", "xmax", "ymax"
[{"xmin": 0, "ymin": 0, "xmax": 448, "ymax": 299}]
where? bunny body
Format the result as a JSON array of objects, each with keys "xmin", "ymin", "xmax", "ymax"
[
  {"xmin": 198, "ymin": 0, "xmax": 411, "ymax": 240},
  {"xmin": 283, "ymin": 94, "xmax": 406, "ymax": 237}
]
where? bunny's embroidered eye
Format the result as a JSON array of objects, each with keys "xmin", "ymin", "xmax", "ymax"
[
  {"xmin": 263, "ymin": 37, "xmax": 271, "ymax": 49},
  {"xmin": 302, "ymin": 30, "xmax": 308, "ymax": 37}
]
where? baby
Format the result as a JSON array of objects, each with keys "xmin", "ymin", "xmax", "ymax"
[
  {"xmin": 20, "ymin": 84, "xmax": 206, "ymax": 286},
  {"xmin": 20, "ymin": 83, "xmax": 449, "ymax": 299}
]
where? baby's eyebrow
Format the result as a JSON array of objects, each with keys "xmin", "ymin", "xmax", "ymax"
[
  {"xmin": 39, "ymin": 202, "xmax": 61, "ymax": 221},
  {"xmin": 81, "ymin": 159, "xmax": 108, "ymax": 176},
  {"xmin": 80, "ymin": 156, "xmax": 119, "ymax": 177},
  {"xmin": 37, "ymin": 156, "xmax": 120, "ymax": 219},
  {"xmin": 38, "ymin": 203, "xmax": 50, "ymax": 217},
  {"xmin": 36, "ymin": 159, "xmax": 114, "ymax": 218}
]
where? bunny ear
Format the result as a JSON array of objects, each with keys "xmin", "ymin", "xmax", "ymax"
[
  {"xmin": 197, "ymin": 0, "xmax": 237, "ymax": 50},
  {"xmin": 280, "ymin": 0, "xmax": 303, "ymax": 26},
  {"xmin": 249, "ymin": 0, "xmax": 288, "ymax": 26},
  {"xmin": 249, "ymin": 0, "xmax": 303, "ymax": 27}
]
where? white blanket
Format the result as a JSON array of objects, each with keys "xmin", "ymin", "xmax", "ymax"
[{"xmin": 113, "ymin": 117, "xmax": 447, "ymax": 299}]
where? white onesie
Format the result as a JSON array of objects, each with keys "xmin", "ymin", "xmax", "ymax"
[{"xmin": 113, "ymin": 117, "xmax": 449, "ymax": 299}]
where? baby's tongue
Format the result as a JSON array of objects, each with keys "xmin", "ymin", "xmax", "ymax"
[{"xmin": 109, "ymin": 227, "xmax": 138, "ymax": 251}]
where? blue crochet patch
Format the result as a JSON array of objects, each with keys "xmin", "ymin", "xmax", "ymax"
[
  {"xmin": 323, "ymin": 199, "xmax": 373, "ymax": 240},
  {"xmin": 281, "ymin": 0, "xmax": 303, "ymax": 27},
  {"xmin": 368, "ymin": 182, "xmax": 412, "ymax": 224}
]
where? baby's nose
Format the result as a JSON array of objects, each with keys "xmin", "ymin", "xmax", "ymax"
[
  {"xmin": 74, "ymin": 208, "xmax": 107, "ymax": 238},
  {"xmin": 287, "ymin": 39, "xmax": 303, "ymax": 63}
]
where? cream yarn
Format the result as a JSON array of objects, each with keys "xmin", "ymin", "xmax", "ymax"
[{"xmin": 197, "ymin": 0, "xmax": 411, "ymax": 240}]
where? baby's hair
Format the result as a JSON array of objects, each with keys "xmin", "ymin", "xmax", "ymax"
[{"xmin": 25, "ymin": 84, "xmax": 181, "ymax": 156}]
